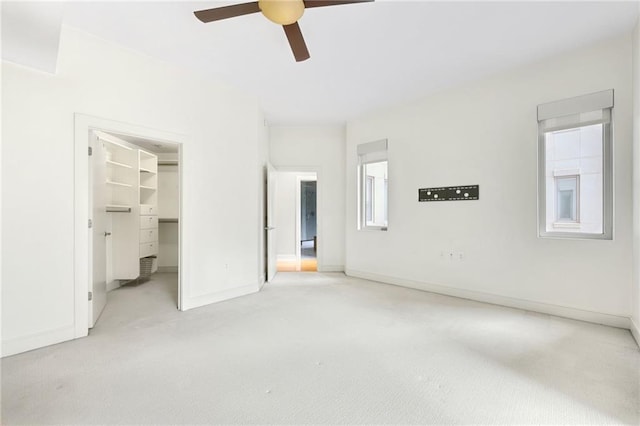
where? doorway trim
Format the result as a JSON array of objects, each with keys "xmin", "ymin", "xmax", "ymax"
[{"xmin": 74, "ymin": 113, "xmax": 186, "ymax": 339}]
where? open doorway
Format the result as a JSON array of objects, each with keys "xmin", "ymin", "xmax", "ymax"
[
  {"xmin": 298, "ymin": 179, "xmax": 317, "ymax": 272},
  {"xmin": 87, "ymin": 129, "xmax": 181, "ymax": 329},
  {"xmin": 275, "ymin": 171, "xmax": 318, "ymax": 272}
]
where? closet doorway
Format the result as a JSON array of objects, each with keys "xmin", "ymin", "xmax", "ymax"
[
  {"xmin": 78, "ymin": 115, "xmax": 183, "ymax": 333},
  {"xmin": 89, "ymin": 131, "xmax": 181, "ymax": 327}
]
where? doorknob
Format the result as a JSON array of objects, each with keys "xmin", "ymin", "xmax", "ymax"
[
  {"xmin": 104, "ymin": 232, "xmax": 112, "ymax": 237},
  {"xmin": 265, "ymin": 226, "xmax": 275, "ymax": 231}
]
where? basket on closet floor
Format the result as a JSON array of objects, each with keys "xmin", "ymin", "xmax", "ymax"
[{"xmin": 139, "ymin": 256, "xmax": 156, "ymax": 278}]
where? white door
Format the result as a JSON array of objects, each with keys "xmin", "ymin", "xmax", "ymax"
[
  {"xmin": 266, "ymin": 163, "xmax": 277, "ymax": 282},
  {"xmin": 89, "ymin": 133, "xmax": 108, "ymax": 327}
]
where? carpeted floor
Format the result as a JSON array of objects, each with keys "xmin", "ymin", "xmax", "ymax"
[{"xmin": 2, "ymin": 272, "xmax": 639, "ymax": 424}]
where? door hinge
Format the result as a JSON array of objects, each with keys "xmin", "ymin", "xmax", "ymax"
[
  {"xmin": 88, "ymin": 146, "xmax": 93, "ymax": 156},
  {"xmin": 88, "ymin": 219, "xmax": 93, "ymax": 228},
  {"xmin": 88, "ymin": 291, "xmax": 93, "ymax": 301}
]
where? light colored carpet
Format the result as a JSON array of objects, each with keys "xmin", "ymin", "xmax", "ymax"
[{"xmin": 2, "ymin": 272, "xmax": 639, "ymax": 424}]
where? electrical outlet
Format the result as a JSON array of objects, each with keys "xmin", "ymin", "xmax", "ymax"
[{"xmin": 458, "ymin": 252, "xmax": 464, "ymax": 261}]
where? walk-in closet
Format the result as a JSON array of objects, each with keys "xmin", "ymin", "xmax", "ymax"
[{"xmin": 90, "ymin": 130, "xmax": 180, "ymax": 327}]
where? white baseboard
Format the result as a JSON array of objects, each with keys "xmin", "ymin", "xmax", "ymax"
[
  {"xmin": 157, "ymin": 266, "xmax": 178, "ymax": 273},
  {"xmin": 106, "ymin": 280, "xmax": 121, "ymax": 292},
  {"xmin": 630, "ymin": 318, "xmax": 640, "ymax": 348},
  {"xmin": 258, "ymin": 276, "xmax": 266, "ymax": 290},
  {"xmin": 318, "ymin": 264, "xmax": 344, "ymax": 272},
  {"xmin": 182, "ymin": 284, "xmax": 259, "ymax": 311},
  {"xmin": 2, "ymin": 325, "xmax": 76, "ymax": 358},
  {"xmin": 346, "ymin": 269, "xmax": 630, "ymax": 330}
]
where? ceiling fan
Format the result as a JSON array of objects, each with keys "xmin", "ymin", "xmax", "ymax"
[{"xmin": 194, "ymin": 0, "xmax": 374, "ymax": 62}]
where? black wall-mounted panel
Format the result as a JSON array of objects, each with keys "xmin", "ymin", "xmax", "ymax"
[{"xmin": 418, "ymin": 185, "xmax": 479, "ymax": 202}]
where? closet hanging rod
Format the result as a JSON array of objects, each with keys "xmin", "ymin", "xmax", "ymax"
[
  {"xmin": 158, "ymin": 160, "xmax": 179, "ymax": 166},
  {"xmin": 159, "ymin": 218, "xmax": 179, "ymax": 223},
  {"xmin": 106, "ymin": 206, "xmax": 132, "ymax": 213}
]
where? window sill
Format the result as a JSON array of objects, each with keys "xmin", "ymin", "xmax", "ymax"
[
  {"xmin": 360, "ymin": 226, "xmax": 388, "ymax": 231},
  {"xmin": 539, "ymin": 230, "xmax": 611, "ymax": 240},
  {"xmin": 553, "ymin": 222, "xmax": 581, "ymax": 229}
]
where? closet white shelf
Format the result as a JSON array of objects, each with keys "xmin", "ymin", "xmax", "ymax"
[
  {"xmin": 106, "ymin": 204, "xmax": 132, "ymax": 213},
  {"xmin": 107, "ymin": 180, "xmax": 133, "ymax": 188},
  {"xmin": 139, "ymin": 185, "xmax": 157, "ymax": 191},
  {"xmin": 106, "ymin": 159, "xmax": 132, "ymax": 169},
  {"xmin": 139, "ymin": 167, "xmax": 156, "ymax": 174}
]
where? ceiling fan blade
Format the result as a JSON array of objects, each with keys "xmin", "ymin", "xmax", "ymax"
[
  {"xmin": 194, "ymin": 2, "xmax": 260, "ymax": 23},
  {"xmin": 303, "ymin": 0, "xmax": 374, "ymax": 9},
  {"xmin": 283, "ymin": 22, "xmax": 310, "ymax": 62}
]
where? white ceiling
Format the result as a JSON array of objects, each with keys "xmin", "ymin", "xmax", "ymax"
[
  {"xmin": 2, "ymin": 1, "xmax": 639, "ymax": 125},
  {"xmin": 112, "ymin": 133, "xmax": 180, "ymax": 154}
]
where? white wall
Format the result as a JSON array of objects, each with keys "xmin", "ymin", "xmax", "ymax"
[
  {"xmin": 158, "ymin": 223, "xmax": 179, "ymax": 271},
  {"xmin": 2, "ymin": 26, "xmax": 266, "ymax": 356},
  {"xmin": 346, "ymin": 34, "xmax": 634, "ymax": 327},
  {"xmin": 158, "ymin": 164, "xmax": 179, "ymax": 219},
  {"xmin": 276, "ymin": 172, "xmax": 299, "ymax": 258},
  {"xmin": 632, "ymin": 11, "xmax": 640, "ymax": 344},
  {"xmin": 270, "ymin": 126, "xmax": 345, "ymax": 271},
  {"xmin": 157, "ymin": 164, "xmax": 179, "ymax": 271},
  {"xmin": 258, "ymin": 120, "xmax": 269, "ymax": 287}
]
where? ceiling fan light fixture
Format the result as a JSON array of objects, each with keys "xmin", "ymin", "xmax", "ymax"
[{"xmin": 259, "ymin": 0, "xmax": 305, "ymax": 25}]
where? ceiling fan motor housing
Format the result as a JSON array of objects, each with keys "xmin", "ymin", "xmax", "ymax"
[{"xmin": 259, "ymin": 0, "xmax": 305, "ymax": 25}]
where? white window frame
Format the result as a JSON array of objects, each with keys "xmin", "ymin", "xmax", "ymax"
[
  {"xmin": 365, "ymin": 175, "xmax": 375, "ymax": 223},
  {"xmin": 357, "ymin": 139, "xmax": 388, "ymax": 231},
  {"xmin": 537, "ymin": 90, "xmax": 613, "ymax": 240}
]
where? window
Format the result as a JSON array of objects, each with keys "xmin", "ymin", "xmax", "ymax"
[
  {"xmin": 384, "ymin": 178, "xmax": 388, "ymax": 224},
  {"xmin": 555, "ymin": 175, "xmax": 578, "ymax": 223},
  {"xmin": 537, "ymin": 90, "xmax": 613, "ymax": 239},
  {"xmin": 357, "ymin": 139, "xmax": 388, "ymax": 230},
  {"xmin": 365, "ymin": 175, "xmax": 374, "ymax": 222}
]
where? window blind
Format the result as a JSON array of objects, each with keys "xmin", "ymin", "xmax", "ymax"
[{"xmin": 538, "ymin": 89, "xmax": 613, "ymax": 120}]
